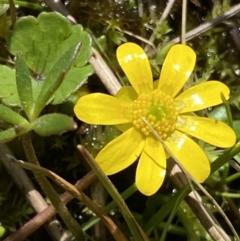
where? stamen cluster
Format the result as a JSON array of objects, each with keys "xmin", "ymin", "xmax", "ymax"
[{"xmin": 132, "ymin": 90, "xmax": 178, "ymax": 139}]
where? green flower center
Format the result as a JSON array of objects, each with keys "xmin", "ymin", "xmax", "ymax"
[{"xmin": 132, "ymin": 89, "xmax": 178, "ymax": 139}]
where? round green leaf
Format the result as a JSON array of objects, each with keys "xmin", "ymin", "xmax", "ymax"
[{"xmin": 6, "ymin": 12, "xmax": 93, "ymax": 107}]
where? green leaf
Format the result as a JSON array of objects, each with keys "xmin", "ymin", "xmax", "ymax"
[
  {"xmin": 0, "ymin": 122, "xmax": 32, "ymax": 143},
  {"xmin": 51, "ymin": 24, "xmax": 94, "ymax": 104},
  {"xmin": 229, "ymin": 87, "xmax": 240, "ymax": 110},
  {"xmin": 0, "ymin": 65, "xmax": 20, "ymax": 106},
  {"xmin": 144, "ymin": 185, "xmax": 190, "ymax": 235},
  {"xmin": 16, "ymin": 54, "xmax": 33, "ymax": 118},
  {"xmin": 233, "ymin": 120, "xmax": 240, "ymax": 139},
  {"xmin": 71, "ymin": 25, "xmax": 92, "ymax": 67},
  {"xmin": 6, "ymin": 12, "xmax": 93, "ymax": 107},
  {"xmin": 31, "ymin": 113, "xmax": 75, "ymax": 136},
  {"xmin": 107, "ymin": 29, "xmax": 127, "ymax": 45},
  {"xmin": 0, "ymin": 4, "xmax": 11, "ymax": 38},
  {"xmin": 211, "ymin": 142, "xmax": 240, "ymax": 174},
  {"xmin": 0, "ymin": 104, "xmax": 28, "ymax": 125},
  {"xmin": 156, "ymin": 42, "xmax": 174, "ymax": 65},
  {"xmin": 207, "ymin": 105, "xmax": 227, "ymax": 122},
  {"xmin": 7, "ymin": 13, "xmax": 72, "ymax": 75},
  {"xmin": 0, "ymin": 128, "xmax": 17, "ymax": 143},
  {"xmin": 0, "ymin": 65, "xmax": 45, "ymax": 108},
  {"xmin": 33, "ymin": 43, "xmax": 81, "ymax": 118},
  {"xmin": 52, "ymin": 65, "xmax": 94, "ymax": 104}
]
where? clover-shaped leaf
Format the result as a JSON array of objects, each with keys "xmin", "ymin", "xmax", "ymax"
[
  {"xmin": 2, "ymin": 12, "xmax": 93, "ymax": 108},
  {"xmin": 7, "ymin": 12, "xmax": 73, "ymax": 75}
]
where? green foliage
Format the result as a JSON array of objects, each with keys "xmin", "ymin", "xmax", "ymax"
[
  {"xmin": 4, "ymin": 12, "xmax": 94, "ymax": 107},
  {"xmin": 32, "ymin": 42, "xmax": 81, "ymax": 118},
  {"xmin": 207, "ymin": 105, "xmax": 228, "ymax": 122},
  {"xmin": 32, "ymin": 113, "xmax": 75, "ymax": 136},
  {"xmin": 15, "ymin": 54, "xmax": 33, "ymax": 117},
  {"xmin": 154, "ymin": 20, "xmax": 172, "ymax": 40},
  {"xmin": 106, "ymin": 28, "xmax": 127, "ymax": 45},
  {"xmin": 0, "ymin": 12, "xmax": 93, "ymax": 141},
  {"xmin": 0, "ymin": 65, "xmax": 19, "ymax": 106},
  {"xmin": 199, "ymin": 140, "xmax": 224, "ymax": 163},
  {"xmin": 233, "ymin": 120, "xmax": 240, "ymax": 139},
  {"xmin": 144, "ymin": 185, "xmax": 190, "ymax": 234},
  {"xmin": 229, "ymin": 87, "xmax": 240, "ymax": 110},
  {"xmin": 0, "ymin": 4, "xmax": 11, "ymax": 38}
]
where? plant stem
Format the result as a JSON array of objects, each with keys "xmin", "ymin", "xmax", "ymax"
[
  {"xmin": 211, "ymin": 141, "xmax": 240, "ymax": 173},
  {"xmin": 21, "ymin": 132, "xmax": 84, "ymax": 240},
  {"xmin": 226, "ymin": 172, "xmax": 240, "ymax": 183},
  {"xmin": 0, "ymin": 0, "xmax": 44, "ymax": 10},
  {"xmin": 82, "ymin": 183, "xmax": 137, "ymax": 231}
]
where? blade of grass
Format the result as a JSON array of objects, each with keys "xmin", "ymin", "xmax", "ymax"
[
  {"xmin": 144, "ymin": 185, "xmax": 190, "ymax": 235},
  {"xmin": 11, "ymin": 157, "xmax": 129, "ymax": 241},
  {"xmin": 160, "ymin": 188, "xmax": 187, "ymax": 241},
  {"xmin": 78, "ymin": 145, "xmax": 150, "ymax": 241},
  {"xmin": 211, "ymin": 141, "xmax": 240, "ymax": 173},
  {"xmin": 82, "ymin": 183, "xmax": 137, "ymax": 232}
]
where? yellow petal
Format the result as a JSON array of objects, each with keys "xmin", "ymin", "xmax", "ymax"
[
  {"xmin": 165, "ymin": 131, "xmax": 210, "ymax": 182},
  {"xmin": 116, "ymin": 86, "xmax": 138, "ymax": 104},
  {"xmin": 115, "ymin": 86, "xmax": 137, "ymax": 132},
  {"xmin": 74, "ymin": 93, "xmax": 132, "ymax": 125},
  {"xmin": 96, "ymin": 127, "xmax": 145, "ymax": 175},
  {"xmin": 176, "ymin": 81, "xmax": 230, "ymax": 113},
  {"xmin": 116, "ymin": 123, "xmax": 132, "ymax": 132},
  {"xmin": 136, "ymin": 137, "xmax": 166, "ymax": 196},
  {"xmin": 158, "ymin": 44, "xmax": 196, "ymax": 97},
  {"xmin": 176, "ymin": 115, "xmax": 236, "ymax": 148},
  {"xmin": 117, "ymin": 43, "xmax": 153, "ymax": 94}
]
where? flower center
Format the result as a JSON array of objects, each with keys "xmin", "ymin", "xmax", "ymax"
[{"xmin": 132, "ymin": 90, "xmax": 178, "ymax": 139}]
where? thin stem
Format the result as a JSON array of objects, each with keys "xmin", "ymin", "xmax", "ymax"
[
  {"xmin": 0, "ymin": 0, "xmax": 44, "ymax": 10},
  {"xmin": 158, "ymin": 222, "xmax": 186, "ymax": 236},
  {"xmin": 226, "ymin": 172, "xmax": 240, "ymax": 183},
  {"xmin": 13, "ymin": 158, "xmax": 129, "ymax": 241},
  {"xmin": 0, "ymin": 144, "xmax": 69, "ymax": 240},
  {"xmin": 215, "ymin": 192, "xmax": 240, "ymax": 198},
  {"xmin": 171, "ymin": 3, "xmax": 240, "ymax": 44},
  {"xmin": 181, "ymin": 0, "xmax": 187, "ymax": 44},
  {"xmin": 145, "ymin": 0, "xmax": 176, "ymax": 52},
  {"xmin": 176, "ymin": 205, "xmax": 200, "ymax": 240},
  {"xmin": 89, "ymin": 48, "xmax": 122, "ymax": 95},
  {"xmin": 8, "ymin": 0, "xmax": 16, "ymax": 25},
  {"xmin": 21, "ymin": 132, "xmax": 85, "ymax": 240},
  {"xmin": 3, "ymin": 172, "xmax": 96, "ymax": 241},
  {"xmin": 82, "ymin": 183, "xmax": 137, "ymax": 231},
  {"xmin": 211, "ymin": 141, "xmax": 240, "ymax": 173}
]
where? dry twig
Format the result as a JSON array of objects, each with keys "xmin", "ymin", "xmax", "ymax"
[{"xmin": 0, "ymin": 144, "xmax": 70, "ymax": 241}]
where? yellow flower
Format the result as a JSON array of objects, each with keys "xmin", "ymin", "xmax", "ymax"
[{"xmin": 74, "ymin": 43, "xmax": 236, "ymax": 196}]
